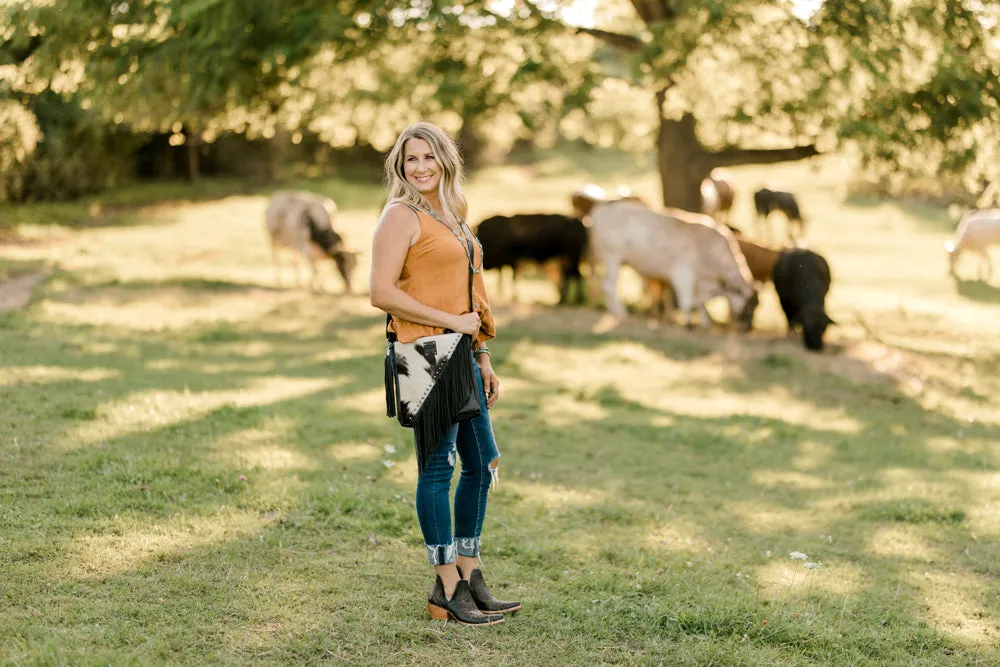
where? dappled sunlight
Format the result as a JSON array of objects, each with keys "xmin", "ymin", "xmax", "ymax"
[
  {"xmin": 69, "ymin": 509, "xmax": 267, "ymax": 580},
  {"xmin": 755, "ymin": 559, "xmax": 865, "ymax": 600},
  {"xmin": 730, "ymin": 499, "xmax": 824, "ymax": 535},
  {"xmin": 879, "ymin": 467, "xmax": 965, "ymax": 502},
  {"xmin": 501, "ymin": 479, "xmax": 610, "ymax": 509},
  {"xmin": 946, "ymin": 470, "xmax": 1000, "ymax": 535},
  {"xmin": 511, "ymin": 340, "xmax": 863, "ymax": 432},
  {"xmin": 642, "ymin": 518, "xmax": 713, "ymax": 555},
  {"xmin": 0, "ymin": 365, "xmax": 119, "ymax": 386},
  {"xmin": 38, "ymin": 285, "xmax": 298, "ymax": 331},
  {"xmin": 750, "ymin": 469, "xmax": 833, "ymax": 491},
  {"xmin": 721, "ymin": 423, "xmax": 773, "ymax": 445},
  {"xmin": 337, "ymin": 387, "xmax": 387, "ymax": 415},
  {"xmin": 791, "ymin": 440, "xmax": 835, "ymax": 471},
  {"xmin": 212, "ymin": 438, "xmax": 317, "ymax": 472},
  {"xmin": 328, "ymin": 442, "xmax": 383, "ymax": 463},
  {"xmin": 907, "ymin": 568, "xmax": 1000, "ymax": 647},
  {"xmin": 62, "ymin": 377, "xmax": 342, "ymax": 448},
  {"xmin": 538, "ymin": 393, "xmax": 609, "ymax": 427},
  {"xmin": 866, "ymin": 525, "xmax": 939, "ymax": 562},
  {"xmin": 6, "ymin": 137, "xmax": 1000, "ymax": 663}
]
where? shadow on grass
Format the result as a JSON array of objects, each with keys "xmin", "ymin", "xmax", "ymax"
[
  {"xmin": 953, "ymin": 276, "xmax": 1000, "ymax": 304},
  {"xmin": 3, "ymin": 283, "xmax": 999, "ymax": 664}
]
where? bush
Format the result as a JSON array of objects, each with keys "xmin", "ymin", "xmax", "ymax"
[{"xmin": 1, "ymin": 92, "xmax": 139, "ymax": 202}]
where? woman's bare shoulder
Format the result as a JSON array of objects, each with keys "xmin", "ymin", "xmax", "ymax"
[
  {"xmin": 379, "ymin": 201, "xmax": 422, "ymax": 226},
  {"xmin": 376, "ymin": 201, "xmax": 422, "ymax": 245}
]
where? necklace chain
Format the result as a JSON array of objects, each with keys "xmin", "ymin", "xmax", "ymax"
[{"xmin": 421, "ymin": 204, "xmax": 480, "ymax": 274}]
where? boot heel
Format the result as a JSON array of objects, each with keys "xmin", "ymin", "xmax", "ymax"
[{"xmin": 427, "ymin": 603, "xmax": 449, "ymax": 621}]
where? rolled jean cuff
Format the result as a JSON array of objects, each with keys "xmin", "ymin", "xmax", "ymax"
[
  {"xmin": 455, "ymin": 536, "xmax": 480, "ymax": 558},
  {"xmin": 426, "ymin": 542, "xmax": 456, "ymax": 566}
]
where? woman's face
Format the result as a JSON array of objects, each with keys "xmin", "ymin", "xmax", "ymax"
[{"xmin": 403, "ymin": 138, "xmax": 442, "ymax": 196}]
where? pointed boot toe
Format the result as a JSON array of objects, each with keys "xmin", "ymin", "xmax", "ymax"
[
  {"xmin": 468, "ymin": 568, "xmax": 521, "ymax": 614},
  {"xmin": 427, "ymin": 577, "xmax": 504, "ymax": 626}
]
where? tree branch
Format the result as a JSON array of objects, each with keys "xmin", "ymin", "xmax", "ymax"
[
  {"xmin": 709, "ymin": 144, "xmax": 820, "ymax": 168},
  {"xmin": 575, "ymin": 27, "xmax": 643, "ymax": 52},
  {"xmin": 630, "ymin": 0, "xmax": 675, "ymax": 23}
]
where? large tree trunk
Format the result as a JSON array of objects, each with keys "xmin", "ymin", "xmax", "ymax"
[
  {"xmin": 655, "ymin": 93, "xmax": 819, "ymax": 211},
  {"xmin": 185, "ymin": 140, "xmax": 200, "ymax": 183},
  {"xmin": 656, "ymin": 95, "xmax": 711, "ymax": 211},
  {"xmin": 457, "ymin": 109, "xmax": 484, "ymax": 170}
]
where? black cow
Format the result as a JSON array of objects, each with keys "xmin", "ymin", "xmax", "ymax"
[
  {"xmin": 754, "ymin": 188, "xmax": 806, "ymax": 242},
  {"xmin": 475, "ymin": 213, "xmax": 588, "ymax": 305},
  {"xmin": 772, "ymin": 248, "xmax": 836, "ymax": 351}
]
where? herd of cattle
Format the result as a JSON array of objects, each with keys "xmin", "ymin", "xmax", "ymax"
[{"xmin": 264, "ymin": 175, "xmax": 1000, "ymax": 353}]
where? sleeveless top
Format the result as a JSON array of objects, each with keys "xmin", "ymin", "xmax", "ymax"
[{"xmin": 386, "ymin": 204, "xmax": 496, "ymax": 345}]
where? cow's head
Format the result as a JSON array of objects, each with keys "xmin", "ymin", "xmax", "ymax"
[
  {"xmin": 728, "ymin": 288, "xmax": 759, "ymax": 332},
  {"xmin": 801, "ymin": 307, "xmax": 835, "ymax": 351}
]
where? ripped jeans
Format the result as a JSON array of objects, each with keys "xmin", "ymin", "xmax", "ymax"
[{"xmin": 415, "ymin": 364, "xmax": 500, "ymax": 565}]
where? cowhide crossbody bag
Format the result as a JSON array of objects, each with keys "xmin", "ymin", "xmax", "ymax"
[{"xmin": 383, "ymin": 236, "xmax": 482, "ymax": 472}]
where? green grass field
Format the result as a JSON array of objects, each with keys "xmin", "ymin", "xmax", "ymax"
[{"xmin": 2, "ymin": 150, "xmax": 999, "ymax": 665}]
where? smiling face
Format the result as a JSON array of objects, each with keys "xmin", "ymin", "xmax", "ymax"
[{"xmin": 403, "ymin": 138, "xmax": 442, "ymax": 197}]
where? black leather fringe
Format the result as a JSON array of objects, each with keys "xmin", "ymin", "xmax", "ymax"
[
  {"xmin": 414, "ymin": 335, "xmax": 477, "ymax": 474},
  {"xmin": 384, "ymin": 346, "xmax": 397, "ymax": 419}
]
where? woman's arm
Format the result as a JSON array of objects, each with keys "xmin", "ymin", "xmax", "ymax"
[{"xmin": 370, "ymin": 204, "xmax": 480, "ymax": 335}]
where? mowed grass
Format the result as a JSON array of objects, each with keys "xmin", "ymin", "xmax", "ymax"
[{"xmin": 2, "ymin": 150, "xmax": 1000, "ymax": 665}]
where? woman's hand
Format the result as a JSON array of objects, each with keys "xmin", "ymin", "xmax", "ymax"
[
  {"xmin": 477, "ymin": 356, "xmax": 500, "ymax": 409},
  {"xmin": 450, "ymin": 312, "xmax": 482, "ymax": 336}
]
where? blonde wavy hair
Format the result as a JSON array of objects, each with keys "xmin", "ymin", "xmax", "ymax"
[{"xmin": 383, "ymin": 122, "xmax": 468, "ymax": 227}]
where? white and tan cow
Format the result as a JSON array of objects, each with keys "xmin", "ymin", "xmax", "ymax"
[
  {"xmin": 589, "ymin": 200, "xmax": 759, "ymax": 329},
  {"xmin": 947, "ymin": 208, "xmax": 1000, "ymax": 281}
]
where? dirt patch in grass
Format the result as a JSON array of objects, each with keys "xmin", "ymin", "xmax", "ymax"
[{"xmin": 0, "ymin": 269, "xmax": 52, "ymax": 313}]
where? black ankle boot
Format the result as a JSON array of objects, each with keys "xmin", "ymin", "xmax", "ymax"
[
  {"xmin": 427, "ymin": 576, "xmax": 504, "ymax": 625},
  {"xmin": 460, "ymin": 568, "xmax": 522, "ymax": 614}
]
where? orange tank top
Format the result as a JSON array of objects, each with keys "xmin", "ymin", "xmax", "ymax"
[{"xmin": 386, "ymin": 205, "xmax": 496, "ymax": 345}]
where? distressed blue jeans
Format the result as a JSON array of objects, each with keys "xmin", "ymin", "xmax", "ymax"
[{"xmin": 415, "ymin": 363, "xmax": 501, "ymax": 565}]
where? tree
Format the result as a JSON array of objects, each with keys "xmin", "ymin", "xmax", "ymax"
[{"xmin": 576, "ymin": 0, "xmax": 1000, "ymax": 209}]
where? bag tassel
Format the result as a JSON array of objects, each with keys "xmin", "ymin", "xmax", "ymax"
[
  {"xmin": 384, "ymin": 347, "xmax": 397, "ymax": 419},
  {"xmin": 414, "ymin": 336, "xmax": 477, "ymax": 474}
]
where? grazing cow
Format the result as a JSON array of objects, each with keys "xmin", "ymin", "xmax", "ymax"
[
  {"xmin": 754, "ymin": 188, "xmax": 806, "ymax": 242},
  {"xmin": 732, "ymin": 235, "xmax": 783, "ymax": 284},
  {"xmin": 590, "ymin": 201, "xmax": 759, "ymax": 330},
  {"xmin": 946, "ymin": 208, "xmax": 1000, "ymax": 281},
  {"xmin": 265, "ymin": 190, "xmax": 358, "ymax": 293},
  {"xmin": 475, "ymin": 213, "xmax": 588, "ymax": 305},
  {"xmin": 701, "ymin": 170, "xmax": 736, "ymax": 223},
  {"xmin": 772, "ymin": 248, "xmax": 835, "ymax": 351},
  {"xmin": 571, "ymin": 184, "xmax": 647, "ymax": 222}
]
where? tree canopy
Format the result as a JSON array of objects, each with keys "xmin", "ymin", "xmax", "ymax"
[{"xmin": 2, "ymin": 0, "xmax": 997, "ymax": 205}]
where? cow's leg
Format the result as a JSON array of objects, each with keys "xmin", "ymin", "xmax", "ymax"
[
  {"xmin": 293, "ymin": 252, "xmax": 305, "ymax": 288},
  {"xmin": 645, "ymin": 278, "xmax": 662, "ymax": 318},
  {"xmin": 671, "ymin": 269, "xmax": 697, "ymax": 329},
  {"xmin": 976, "ymin": 247, "xmax": 992, "ymax": 281},
  {"xmin": 697, "ymin": 304, "xmax": 713, "ymax": 329},
  {"xmin": 271, "ymin": 241, "xmax": 282, "ymax": 288},
  {"xmin": 586, "ymin": 247, "xmax": 604, "ymax": 305},
  {"xmin": 296, "ymin": 244, "xmax": 322, "ymax": 292},
  {"xmin": 602, "ymin": 256, "xmax": 625, "ymax": 317},
  {"xmin": 756, "ymin": 213, "xmax": 770, "ymax": 245}
]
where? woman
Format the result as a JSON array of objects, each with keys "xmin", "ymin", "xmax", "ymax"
[{"xmin": 370, "ymin": 122, "xmax": 521, "ymax": 626}]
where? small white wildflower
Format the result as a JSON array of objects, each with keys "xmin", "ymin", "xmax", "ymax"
[
  {"xmin": 804, "ymin": 562, "xmax": 822, "ymax": 570},
  {"xmin": 382, "ymin": 460, "xmax": 395, "ymax": 469},
  {"xmin": 384, "ymin": 444, "xmax": 396, "ymax": 454},
  {"xmin": 789, "ymin": 551, "xmax": 808, "ymax": 560}
]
